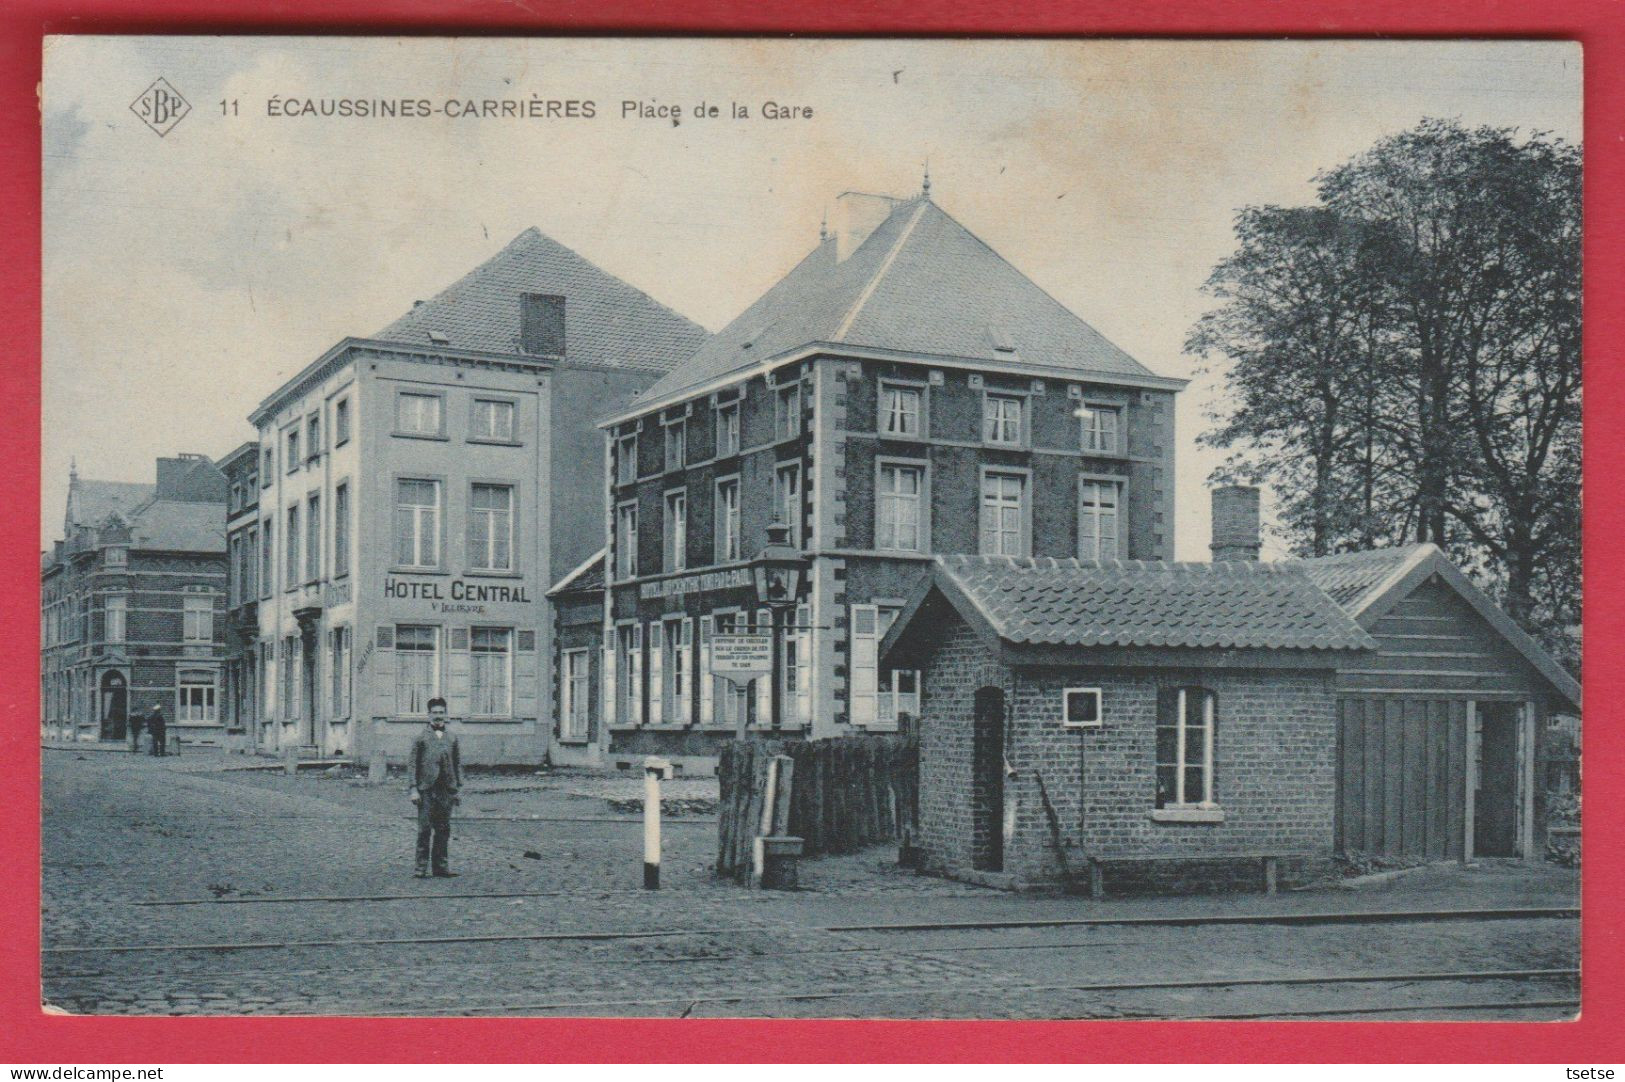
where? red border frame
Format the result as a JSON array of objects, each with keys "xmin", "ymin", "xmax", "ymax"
[{"xmin": 3, "ymin": 1, "xmax": 1620, "ymax": 1063}]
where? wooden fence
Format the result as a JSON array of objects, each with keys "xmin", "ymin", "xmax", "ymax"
[{"xmin": 716, "ymin": 735, "xmax": 919, "ymax": 881}]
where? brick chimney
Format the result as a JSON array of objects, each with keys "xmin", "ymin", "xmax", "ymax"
[
  {"xmin": 520, "ymin": 293, "xmax": 566, "ymax": 356},
  {"xmin": 1210, "ymin": 485, "xmax": 1261, "ymax": 562},
  {"xmin": 835, "ymin": 191, "xmax": 900, "ymax": 262}
]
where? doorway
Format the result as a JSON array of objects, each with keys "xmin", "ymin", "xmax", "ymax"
[
  {"xmin": 98, "ymin": 671, "xmax": 128, "ymax": 741},
  {"xmin": 301, "ymin": 626, "xmax": 320, "ymax": 749},
  {"xmin": 972, "ymin": 686, "xmax": 1006, "ymax": 872},
  {"xmin": 1475, "ymin": 701, "xmax": 1522, "ymax": 857}
]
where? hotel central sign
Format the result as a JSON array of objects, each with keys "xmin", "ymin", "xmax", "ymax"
[{"xmin": 384, "ymin": 578, "xmax": 534, "ymax": 605}]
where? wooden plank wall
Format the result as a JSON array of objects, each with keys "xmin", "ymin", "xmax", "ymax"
[{"xmin": 1337, "ymin": 697, "xmax": 1467, "ymax": 860}]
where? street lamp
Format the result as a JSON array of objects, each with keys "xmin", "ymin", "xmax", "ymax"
[{"xmin": 751, "ymin": 521, "xmax": 808, "ymax": 730}]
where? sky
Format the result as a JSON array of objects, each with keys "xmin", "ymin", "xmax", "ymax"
[{"xmin": 40, "ymin": 37, "xmax": 1582, "ymax": 557}]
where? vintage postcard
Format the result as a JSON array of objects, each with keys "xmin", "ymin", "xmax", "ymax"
[{"xmin": 39, "ymin": 36, "xmax": 1581, "ymax": 1020}]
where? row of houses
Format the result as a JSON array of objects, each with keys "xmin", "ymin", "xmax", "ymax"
[{"xmin": 43, "ymin": 180, "xmax": 1580, "ymax": 888}]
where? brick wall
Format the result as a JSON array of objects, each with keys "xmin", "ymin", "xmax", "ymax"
[{"xmin": 916, "ymin": 609, "xmax": 1339, "ymax": 889}]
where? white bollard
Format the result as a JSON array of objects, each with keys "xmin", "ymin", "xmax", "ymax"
[{"xmin": 643, "ymin": 757, "xmax": 671, "ymax": 889}]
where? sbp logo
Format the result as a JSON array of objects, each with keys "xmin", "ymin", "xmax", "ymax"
[{"xmin": 130, "ymin": 77, "xmax": 191, "ymax": 137}]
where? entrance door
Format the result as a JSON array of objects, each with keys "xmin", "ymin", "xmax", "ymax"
[
  {"xmin": 972, "ymin": 686, "xmax": 1006, "ymax": 872},
  {"xmin": 1475, "ymin": 701, "xmax": 1521, "ymax": 857},
  {"xmin": 99, "ymin": 671, "xmax": 128, "ymax": 741},
  {"xmin": 301, "ymin": 628, "xmax": 320, "ymax": 748}
]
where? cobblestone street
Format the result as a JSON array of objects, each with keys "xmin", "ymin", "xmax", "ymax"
[{"xmin": 43, "ymin": 746, "xmax": 1581, "ymax": 1019}]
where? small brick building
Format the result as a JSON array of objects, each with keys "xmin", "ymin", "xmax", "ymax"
[{"xmin": 881, "ymin": 552, "xmax": 1376, "ymax": 891}]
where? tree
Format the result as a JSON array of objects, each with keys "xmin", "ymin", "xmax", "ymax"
[{"xmin": 1191, "ymin": 119, "xmax": 1581, "ymax": 665}]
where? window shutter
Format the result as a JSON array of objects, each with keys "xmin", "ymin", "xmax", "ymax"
[
  {"xmin": 630, "ymin": 624, "xmax": 644, "ymax": 726},
  {"xmin": 699, "ymin": 616, "xmax": 714, "ymax": 726},
  {"xmin": 602, "ymin": 638, "xmax": 617, "ymax": 728},
  {"xmin": 795, "ymin": 603, "xmax": 812, "ymax": 728},
  {"xmin": 647, "ymin": 622, "xmax": 664, "ymax": 726},
  {"xmin": 755, "ymin": 607, "xmax": 772, "ymax": 726},
  {"xmin": 850, "ymin": 604, "xmax": 878, "ymax": 726},
  {"xmin": 376, "ymin": 625, "xmax": 395, "ymax": 650}
]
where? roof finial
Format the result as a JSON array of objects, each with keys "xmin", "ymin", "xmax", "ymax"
[
  {"xmin": 819, "ymin": 207, "xmax": 828, "ymax": 243},
  {"xmin": 922, "ymin": 159, "xmax": 932, "ymax": 199},
  {"xmin": 69, "ymin": 457, "xmax": 78, "ymax": 482}
]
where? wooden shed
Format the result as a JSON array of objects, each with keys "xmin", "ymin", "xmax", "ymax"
[{"xmin": 1296, "ymin": 544, "xmax": 1581, "ymax": 862}]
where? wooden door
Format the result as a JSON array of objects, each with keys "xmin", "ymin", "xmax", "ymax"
[
  {"xmin": 1336, "ymin": 697, "xmax": 1468, "ymax": 859},
  {"xmin": 1475, "ymin": 702, "xmax": 1520, "ymax": 857}
]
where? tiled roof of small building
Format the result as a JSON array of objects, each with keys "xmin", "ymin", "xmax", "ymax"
[
  {"xmin": 126, "ymin": 499, "xmax": 225, "ymax": 554},
  {"xmin": 375, "ymin": 227, "xmax": 707, "ymax": 372},
  {"xmin": 933, "ymin": 555, "xmax": 1375, "ymax": 652},
  {"xmin": 632, "ymin": 196, "xmax": 1168, "ymax": 407},
  {"xmin": 1288, "ymin": 544, "xmax": 1433, "ymax": 613}
]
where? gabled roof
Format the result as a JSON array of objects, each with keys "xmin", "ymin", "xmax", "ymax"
[
  {"xmin": 67, "ymin": 479, "xmax": 155, "ymax": 530},
  {"xmin": 124, "ymin": 499, "xmax": 225, "ymax": 554},
  {"xmin": 1292, "ymin": 543, "xmax": 1581, "ymax": 710},
  {"xmin": 547, "ymin": 548, "xmax": 605, "ymax": 597},
  {"xmin": 896, "ymin": 555, "xmax": 1375, "ymax": 654},
  {"xmin": 375, "ymin": 227, "xmax": 707, "ymax": 372},
  {"xmin": 631, "ymin": 195, "xmax": 1174, "ymax": 408}
]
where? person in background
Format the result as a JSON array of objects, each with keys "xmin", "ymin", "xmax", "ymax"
[
  {"xmin": 147, "ymin": 703, "xmax": 167, "ymax": 757},
  {"xmin": 128, "ymin": 707, "xmax": 145, "ymax": 754},
  {"xmin": 408, "ymin": 697, "xmax": 462, "ymax": 878}
]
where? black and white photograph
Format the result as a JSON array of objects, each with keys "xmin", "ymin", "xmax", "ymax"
[{"xmin": 39, "ymin": 36, "xmax": 1582, "ymax": 1020}]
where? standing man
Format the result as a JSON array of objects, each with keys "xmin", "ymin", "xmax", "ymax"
[
  {"xmin": 128, "ymin": 706, "xmax": 145, "ymax": 754},
  {"xmin": 147, "ymin": 703, "xmax": 167, "ymax": 757},
  {"xmin": 409, "ymin": 697, "xmax": 462, "ymax": 878}
]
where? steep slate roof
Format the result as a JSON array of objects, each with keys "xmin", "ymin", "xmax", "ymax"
[
  {"xmin": 375, "ymin": 227, "xmax": 707, "ymax": 372},
  {"xmin": 1292, "ymin": 544, "xmax": 1581, "ymax": 709},
  {"xmin": 633, "ymin": 195, "xmax": 1167, "ymax": 406},
  {"xmin": 124, "ymin": 499, "xmax": 225, "ymax": 554},
  {"xmin": 924, "ymin": 555, "xmax": 1375, "ymax": 652},
  {"xmin": 67, "ymin": 480, "xmax": 155, "ymax": 529}
]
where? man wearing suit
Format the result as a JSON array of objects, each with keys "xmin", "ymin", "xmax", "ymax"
[
  {"xmin": 147, "ymin": 704, "xmax": 167, "ymax": 757},
  {"xmin": 409, "ymin": 697, "xmax": 462, "ymax": 878}
]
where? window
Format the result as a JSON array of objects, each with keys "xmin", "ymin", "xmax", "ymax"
[
  {"xmin": 244, "ymin": 526, "xmax": 258, "ymax": 600},
  {"xmin": 105, "ymin": 547, "xmax": 127, "ymax": 568},
  {"xmin": 104, "ymin": 595, "xmax": 126, "ymax": 644},
  {"xmin": 394, "ymin": 479, "xmax": 440, "ymax": 568},
  {"xmin": 397, "ymin": 392, "xmax": 443, "ymax": 436},
  {"xmin": 183, "ymin": 594, "xmax": 213, "ymax": 643},
  {"xmin": 305, "ymin": 494, "xmax": 321, "ymax": 582},
  {"xmin": 470, "ymin": 627, "xmax": 513, "ymax": 717},
  {"xmin": 286, "ymin": 429, "xmax": 300, "ymax": 472},
  {"xmin": 262, "ymin": 448, "xmax": 274, "ymax": 484},
  {"xmin": 177, "ymin": 671, "xmax": 218, "ymax": 724},
  {"xmin": 616, "ymin": 624, "xmax": 643, "ymax": 726},
  {"xmin": 664, "ymin": 419, "xmax": 686, "ymax": 471},
  {"xmin": 394, "ymin": 625, "xmax": 439, "ymax": 715},
  {"xmin": 715, "ymin": 478, "xmax": 741, "ymax": 562},
  {"xmin": 246, "ymin": 469, "xmax": 258, "ymax": 493},
  {"xmin": 775, "ymin": 463, "xmax": 803, "ymax": 545},
  {"xmin": 663, "ymin": 490, "xmax": 687, "ymax": 572},
  {"xmin": 333, "ymin": 483, "xmax": 350, "ymax": 578},
  {"xmin": 1063, "ymin": 687, "xmax": 1102, "ymax": 727},
  {"xmin": 850, "ymin": 605, "xmax": 912, "ymax": 728},
  {"xmin": 616, "ymin": 433, "xmax": 637, "ymax": 486},
  {"xmin": 877, "ymin": 463, "xmax": 924, "ymax": 551},
  {"xmin": 615, "ymin": 501, "xmax": 639, "ymax": 579},
  {"xmin": 1079, "ymin": 479, "xmax": 1121, "ymax": 560},
  {"xmin": 472, "ymin": 398, "xmax": 516, "ymax": 442},
  {"xmin": 1079, "ymin": 404, "xmax": 1120, "ymax": 454},
  {"xmin": 330, "ymin": 626, "xmax": 351, "ymax": 718},
  {"xmin": 715, "ymin": 401, "xmax": 740, "ymax": 457},
  {"xmin": 469, "ymin": 483, "xmax": 514, "ymax": 572},
  {"xmin": 983, "ymin": 393, "xmax": 1024, "ymax": 446},
  {"xmin": 880, "ymin": 382, "xmax": 923, "ymax": 437},
  {"xmin": 260, "ymin": 521, "xmax": 273, "ymax": 598},
  {"xmin": 560, "ymin": 649, "xmax": 590, "ymax": 740},
  {"xmin": 229, "ymin": 483, "xmax": 242, "ymax": 514},
  {"xmin": 306, "ymin": 415, "xmax": 321, "ymax": 460},
  {"xmin": 980, "ymin": 471, "xmax": 1028, "ymax": 557},
  {"xmin": 775, "ymin": 382, "xmax": 803, "ymax": 440},
  {"xmin": 661, "ymin": 616, "xmax": 691, "ymax": 725},
  {"xmin": 285, "ymin": 505, "xmax": 300, "ymax": 586},
  {"xmin": 280, "ymin": 635, "xmax": 297, "ymax": 720},
  {"xmin": 1156, "ymin": 687, "xmax": 1217, "ymax": 809},
  {"xmin": 334, "ymin": 397, "xmax": 351, "ymax": 446}
]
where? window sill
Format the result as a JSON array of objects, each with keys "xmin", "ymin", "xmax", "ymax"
[
  {"xmin": 389, "ymin": 566, "xmax": 449, "ymax": 576},
  {"xmin": 556, "ymin": 735, "xmax": 591, "ymax": 746},
  {"xmin": 464, "ymin": 716, "xmax": 525, "ymax": 725},
  {"xmin": 1149, "ymin": 806, "xmax": 1225, "ymax": 824},
  {"xmin": 467, "ymin": 437, "xmax": 523, "ymax": 448},
  {"xmin": 463, "ymin": 568, "xmax": 522, "ymax": 579},
  {"xmin": 392, "ymin": 431, "xmax": 449, "ymax": 442}
]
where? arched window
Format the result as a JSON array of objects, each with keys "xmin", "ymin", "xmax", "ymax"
[{"xmin": 1156, "ymin": 686, "xmax": 1216, "ymax": 809}]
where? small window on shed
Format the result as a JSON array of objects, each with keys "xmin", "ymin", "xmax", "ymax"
[{"xmin": 1063, "ymin": 687, "xmax": 1101, "ymax": 727}]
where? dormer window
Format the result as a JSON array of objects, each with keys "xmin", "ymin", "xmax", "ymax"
[{"xmin": 105, "ymin": 547, "xmax": 127, "ymax": 568}]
